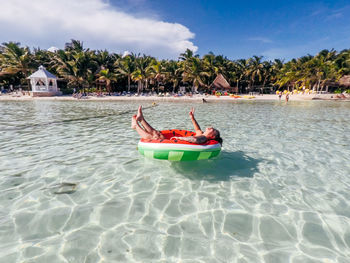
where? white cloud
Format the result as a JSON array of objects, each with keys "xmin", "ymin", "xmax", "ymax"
[
  {"xmin": 248, "ymin": 37, "xmax": 273, "ymax": 44},
  {"xmin": 326, "ymin": 11, "xmax": 343, "ymax": 21},
  {"xmin": 0, "ymin": 0, "xmax": 197, "ymax": 58}
]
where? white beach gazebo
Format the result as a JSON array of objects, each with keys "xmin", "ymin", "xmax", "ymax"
[{"xmin": 27, "ymin": 65, "xmax": 61, "ymax": 96}]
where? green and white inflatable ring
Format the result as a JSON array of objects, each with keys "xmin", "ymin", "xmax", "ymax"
[{"xmin": 138, "ymin": 129, "xmax": 221, "ymax": 161}]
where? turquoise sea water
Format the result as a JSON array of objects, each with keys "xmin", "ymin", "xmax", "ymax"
[{"xmin": 0, "ymin": 100, "xmax": 350, "ymax": 263}]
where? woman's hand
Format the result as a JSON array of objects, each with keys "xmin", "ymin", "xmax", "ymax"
[{"xmin": 189, "ymin": 107, "xmax": 195, "ymax": 119}]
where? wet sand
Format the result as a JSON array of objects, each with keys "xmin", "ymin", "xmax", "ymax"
[{"xmin": 1, "ymin": 93, "xmax": 347, "ymax": 102}]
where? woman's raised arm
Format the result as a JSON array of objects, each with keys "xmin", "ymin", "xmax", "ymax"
[{"xmin": 189, "ymin": 108, "xmax": 203, "ymax": 135}]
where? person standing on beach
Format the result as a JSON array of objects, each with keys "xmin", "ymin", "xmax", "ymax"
[
  {"xmin": 278, "ymin": 92, "xmax": 282, "ymax": 101},
  {"xmin": 286, "ymin": 92, "xmax": 290, "ymax": 102}
]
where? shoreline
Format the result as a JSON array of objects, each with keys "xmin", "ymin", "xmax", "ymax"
[{"xmin": 0, "ymin": 93, "xmax": 349, "ymax": 102}]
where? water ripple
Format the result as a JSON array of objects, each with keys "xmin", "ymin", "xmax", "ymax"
[{"xmin": 0, "ymin": 100, "xmax": 349, "ymax": 262}]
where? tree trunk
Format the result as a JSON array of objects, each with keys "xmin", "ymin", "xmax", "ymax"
[
  {"xmin": 127, "ymin": 75, "xmax": 131, "ymax": 92},
  {"xmin": 262, "ymin": 77, "xmax": 266, "ymax": 89},
  {"xmin": 262, "ymin": 78, "xmax": 267, "ymax": 95},
  {"xmin": 137, "ymin": 80, "xmax": 141, "ymax": 94},
  {"xmin": 27, "ymin": 79, "xmax": 31, "ymax": 91}
]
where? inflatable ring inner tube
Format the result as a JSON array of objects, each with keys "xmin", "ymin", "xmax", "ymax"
[{"xmin": 138, "ymin": 129, "xmax": 221, "ymax": 161}]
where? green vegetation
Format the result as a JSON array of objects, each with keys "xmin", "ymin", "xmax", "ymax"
[{"xmin": 0, "ymin": 40, "xmax": 349, "ymax": 93}]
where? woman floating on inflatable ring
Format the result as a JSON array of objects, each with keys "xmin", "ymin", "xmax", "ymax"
[{"xmin": 131, "ymin": 106, "xmax": 223, "ymax": 145}]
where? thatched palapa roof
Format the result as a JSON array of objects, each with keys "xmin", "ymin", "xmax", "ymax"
[
  {"xmin": 339, "ymin": 75, "xmax": 350, "ymax": 86},
  {"xmin": 210, "ymin": 74, "xmax": 238, "ymax": 93},
  {"xmin": 210, "ymin": 74, "xmax": 230, "ymax": 90}
]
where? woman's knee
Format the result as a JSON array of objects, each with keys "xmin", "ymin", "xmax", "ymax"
[
  {"xmin": 152, "ymin": 131, "xmax": 164, "ymax": 140},
  {"xmin": 146, "ymin": 134, "xmax": 154, "ymax": 140},
  {"xmin": 152, "ymin": 130, "xmax": 160, "ymax": 137}
]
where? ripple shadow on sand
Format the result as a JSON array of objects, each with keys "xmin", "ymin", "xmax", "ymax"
[{"xmin": 171, "ymin": 151, "xmax": 260, "ymax": 182}]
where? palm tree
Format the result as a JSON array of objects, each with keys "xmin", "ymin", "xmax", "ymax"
[
  {"xmin": 33, "ymin": 47, "xmax": 56, "ymax": 72},
  {"xmin": 132, "ymin": 54, "xmax": 153, "ymax": 93},
  {"xmin": 182, "ymin": 56, "xmax": 210, "ymax": 92},
  {"xmin": 179, "ymin": 49, "xmax": 198, "ymax": 61},
  {"xmin": 202, "ymin": 52, "xmax": 217, "ymax": 83},
  {"xmin": 65, "ymin": 39, "xmax": 84, "ymax": 52},
  {"xmin": 95, "ymin": 50, "xmax": 118, "ymax": 71},
  {"xmin": 213, "ymin": 54, "xmax": 229, "ymax": 76},
  {"xmin": 53, "ymin": 43, "xmax": 97, "ymax": 92},
  {"xmin": 148, "ymin": 60, "xmax": 168, "ymax": 93},
  {"xmin": 116, "ymin": 54, "xmax": 135, "ymax": 92},
  {"xmin": 334, "ymin": 49, "xmax": 350, "ymax": 76},
  {"xmin": 246, "ymin": 55, "xmax": 264, "ymax": 91},
  {"xmin": 164, "ymin": 60, "xmax": 183, "ymax": 93},
  {"xmin": 0, "ymin": 42, "xmax": 34, "ymax": 89},
  {"xmin": 4, "ymin": 38, "xmax": 350, "ymax": 95},
  {"xmin": 261, "ymin": 61, "xmax": 273, "ymax": 93},
  {"xmin": 301, "ymin": 50, "xmax": 337, "ymax": 92},
  {"xmin": 97, "ymin": 68, "xmax": 117, "ymax": 94},
  {"xmin": 233, "ymin": 59, "xmax": 249, "ymax": 92},
  {"xmin": 275, "ymin": 59, "xmax": 299, "ymax": 91}
]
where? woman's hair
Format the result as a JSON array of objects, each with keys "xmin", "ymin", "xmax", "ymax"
[{"xmin": 214, "ymin": 130, "xmax": 223, "ymax": 145}]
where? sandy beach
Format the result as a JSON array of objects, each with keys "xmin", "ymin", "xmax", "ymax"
[{"xmin": 1, "ymin": 93, "xmax": 348, "ymax": 102}]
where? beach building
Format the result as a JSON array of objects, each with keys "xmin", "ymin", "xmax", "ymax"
[
  {"xmin": 210, "ymin": 74, "xmax": 238, "ymax": 94},
  {"xmin": 27, "ymin": 65, "xmax": 62, "ymax": 97},
  {"xmin": 339, "ymin": 75, "xmax": 350, "ymax": 87}
]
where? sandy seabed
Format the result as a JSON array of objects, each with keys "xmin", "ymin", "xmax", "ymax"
[{"xmin": 1, "ymin": 93, "xmax": 347, "ymax": 102}]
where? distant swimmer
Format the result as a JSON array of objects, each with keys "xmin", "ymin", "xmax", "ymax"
[{"xmin": 202, "ymin": 98, "xmax": 207, "ymax": 103}]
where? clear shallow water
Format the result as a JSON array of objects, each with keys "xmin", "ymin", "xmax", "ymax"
[{"xmin": 0, "ymin": 100, "xmax": 350, "ymax": 263}]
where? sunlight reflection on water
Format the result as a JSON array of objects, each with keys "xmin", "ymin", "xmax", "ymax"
[{"xmin": 0, "ymin": 100, "xmax": 349, "ymax": 262}]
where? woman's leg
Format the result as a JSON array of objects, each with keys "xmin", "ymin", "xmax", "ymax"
[
  {"xmin": 133, "ymin": 106, "xmax": 165, "ymax": 140},
  {"xmin": 136, "ymin": 105, "xmax": 156, "ymax": 133},
  {"xmin": 131, "ymin": 115, "xmax": 153, "ymax": 139}
]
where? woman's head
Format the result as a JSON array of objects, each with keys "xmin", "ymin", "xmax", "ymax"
[{"xmin": 204, "ymin": 127, "xmax": 223, "ymax": 145}]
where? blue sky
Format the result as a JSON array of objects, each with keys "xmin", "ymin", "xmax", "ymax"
[
  {"xmin": 111, "ymin": 0, "xmax": 350, "ymax": 60},
  {"xmin": 1, "ymin": 0, "xmax": 349, "ymax": 61}
]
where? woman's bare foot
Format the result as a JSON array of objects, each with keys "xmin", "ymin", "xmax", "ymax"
[
  {"xmin": 136, "ymin": 105, "xmax": 143, "ymax": 122},
  {"xmin": 131, "ymin": 115, "xmax": 137, "ymax": 129}
]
